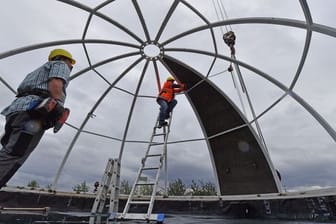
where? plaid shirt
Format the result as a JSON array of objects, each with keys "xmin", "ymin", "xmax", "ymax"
[{"xmin": 1, "ymin": 61, "xmax": 70, "ymax": 117}]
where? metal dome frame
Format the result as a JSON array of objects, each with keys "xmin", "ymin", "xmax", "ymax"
[{"xmin": 1, "ymin": 0, "xmax": 336, "ymax": 195}]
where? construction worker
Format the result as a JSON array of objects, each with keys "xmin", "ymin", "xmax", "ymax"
[
  {"xmin": 94, "ymin": 181, "xmax": 99, "ymax": 193},
  {"xmin": 156, "ymin": 76, "xmax": 185, "ymax": 128},
  {"xmin": 0, "ymin": 48, "xmax": 75, "ymax": 188}
]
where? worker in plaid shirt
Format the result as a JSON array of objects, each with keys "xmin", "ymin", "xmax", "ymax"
[{"xmin": 0, "ymin": 49, "xmax": 75, "ymax": 188}]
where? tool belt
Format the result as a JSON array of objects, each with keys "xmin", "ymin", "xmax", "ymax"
[
  {"xmin": 17, "ymin": 89, "xmax": 69, "ymax": 132},
  {"xmin": 28, "ymin": 97, "xmax": 69, "ymax": 132},
  {"xmin": 16, "ymin": 89, "xmax": 50, "ymax": 98}
]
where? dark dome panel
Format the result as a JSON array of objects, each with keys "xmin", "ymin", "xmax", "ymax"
[{"xmin": 162, "ymin": 56, "xmax": 280, "ymax": 195}]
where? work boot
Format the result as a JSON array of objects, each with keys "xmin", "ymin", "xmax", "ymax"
[
  {"xmin": 158, "ymin": 121, "xmax": 168, "ymax": 128},
  {"xmin": 165, "ymin": 112, "xmax": 171, "ymax": 119}
]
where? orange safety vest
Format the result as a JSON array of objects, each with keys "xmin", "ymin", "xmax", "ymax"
[{"xmin": 158, "ymin": 81, "xmax": 184, "ymax": 102}]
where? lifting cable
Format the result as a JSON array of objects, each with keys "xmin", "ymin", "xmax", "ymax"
[
  {"xmin": 211, "ymin": 0, "xmax": 235, "ymax": 81},
  {"xmin": 211, "ymin": 0, "xmax": 226, "ymax": 36},
  {"xmin": 212, "ymin": 0, "xmax": 246, "ymax": 115},
  {"xmin": 218, "ymin": 0, "xmax": 232, "ymax": 31},
  {"xmin": 213, "ymin": 0, "xmax": 268, "ymax": 151}
]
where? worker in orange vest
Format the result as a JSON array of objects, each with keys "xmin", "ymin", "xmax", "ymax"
[{"xmin": 156, "ymin": 76, "xmax": 185, "ymax": 128}]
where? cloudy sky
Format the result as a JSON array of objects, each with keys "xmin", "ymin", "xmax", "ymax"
[{"xmin": 1, "ymin": 0, "xmax": 336, "ymax": 193}]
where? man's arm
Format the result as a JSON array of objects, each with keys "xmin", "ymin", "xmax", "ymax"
[
  {"xmin": 48, "ymin": 61, "xmax": 70, "ymax": 104},
  {"xmin": 173, "ymin": 83, "xmax": 186, "ymax": 93},
  {"xmin": 48, "ymin": 78, "xmax": 64, "ymax": 101}
]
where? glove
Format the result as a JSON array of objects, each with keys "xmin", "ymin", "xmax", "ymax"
[
  {"xmin": 35, "ymin": 97, "xmax": 58, "ymax": 114},
  {"xmin": 39, "ymin": 101, "xmax": 68, "ymax": 131},
  {"xmin": 53, "ymin": 108, "xmax": 70, "ymax": 133}
]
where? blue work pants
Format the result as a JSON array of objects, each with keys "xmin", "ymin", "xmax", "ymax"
[{"xmin": 156, "ymin": 98, "xmax": 177, "ymax": 123}]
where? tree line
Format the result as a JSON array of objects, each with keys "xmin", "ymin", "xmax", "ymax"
[
  {"xmin": 77, "ymin": 178, "xmax": 216, "ymax": 196},
  {"xmin": 23, "ymin": 178, "xmax": 217, "ymax": 196}
]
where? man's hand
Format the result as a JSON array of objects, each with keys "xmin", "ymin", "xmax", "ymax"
[
  {"xmin": 53, "ymin": 108, "xmax": 70, "ymax": 133},
  {"xmin": 36, "ymin": 97, "xmax": 58, "ymax": 114}
]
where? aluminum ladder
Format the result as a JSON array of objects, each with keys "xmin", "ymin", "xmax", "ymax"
[
  {"xmin": 89, "ymin": 158, "xmax": 120, "ymax": 224},
  {"xmin": 116, "ymin": 114, "xmax": 172, "ymax": 223}
]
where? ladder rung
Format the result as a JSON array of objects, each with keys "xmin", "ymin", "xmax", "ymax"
[
  {"xmin": 147, "ymin": 154, "xmax": 162, "ymax": 157},
  {"xmin": 120, "ymin": 115, "xmax": 170, "ymax": 218},
  {"xmin": 136, "ymin": 182, "xmax": 155, "ymax": 186},
  {"xmin": 129, "ymin": 201, "xmax": 150, "ymax": 205},
  {"xmin": 115, "ymin": 213, "xmax": 163, "ymax": 222},
  {"xmin": 95, "ymin": 198, "xmax": 106, "ymax": 202},
  {"xmin": 149, "ymin": 143, "xmax": 162, "ymax": 146},
  {"xmin": 142, "ymin": 167, "xmax": 160, "ymax": 171}
]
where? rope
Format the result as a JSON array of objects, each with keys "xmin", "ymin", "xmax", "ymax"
[
  {"xmin": 211, "ymin": 0, "xmax": 224, "ymax": 36},
  {"xmin": 208, "ymin": 69, "xmax": 229, "ymax": 78},
  {"xmin": 211, "ymin": 0, "xmax": 269, "ymax": 152},
  {"xmin": 218, "ymin": 0, "xmax": 232, "ymax": 31}
]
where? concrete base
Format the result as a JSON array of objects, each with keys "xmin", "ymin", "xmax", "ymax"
[{"xmin": 1, "ymin": 187, "xmax": 336, "ymax": 222}]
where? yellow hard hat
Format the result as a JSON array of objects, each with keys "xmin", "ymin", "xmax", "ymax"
[
  {"xmin": 166, "ymin": 76, "xmax": 175, "ymax": 81},
  {"xmin": 48, "ymin": 48, "xmax": 76, "ymax": 65}
]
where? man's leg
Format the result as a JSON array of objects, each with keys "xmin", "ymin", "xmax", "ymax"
[
  {"xmin": 167, "ymin": 99, "xmax": 177, "ymax": 117},
  {"xmin": 0, "ymin": 112, "xmax": 44, "ymax": 188},
  {"xmin": 157, "ymin": 99, "xmax": 168, "ymax": 125}
]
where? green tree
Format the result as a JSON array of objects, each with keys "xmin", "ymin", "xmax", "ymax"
[
  {"xmin": 190, "ymin": 179, "xmax": 200, "ymax": 194},
  {"xmin": 139, "ymin": 185, "xmax": 153, "ymax": 196},
  {"xmin": 168, "ymin": 178, "xmax": 186, "ymax": 196},
  {"xmin": 190, "ymin": 179, "xmax": 216, "ymax": 196},
  {"xmin": 73, "ymin": 181, "xmax": 89, "ymax": 193},
  {"xmin": 120, "ymin": 179, "xmax": 132, "ymax": 194},
  {"xmin": 199, "ymin": 180, "xmax": 216, "ymax": 195},
  {"xmin": 27, "ymin": 180, "xmax": 39, "ymax": 189}
]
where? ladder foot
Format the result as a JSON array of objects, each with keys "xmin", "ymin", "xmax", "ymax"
[
  {"xmin": 122, "ymin": 114, "xmax": 170, "ymax": 220},
  {"xmin": 157, "ymin": 121, "xmax": 167, "ymax": 128}
]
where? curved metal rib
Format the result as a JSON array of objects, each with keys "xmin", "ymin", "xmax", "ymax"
[
  {"xmin": 70, "ymin": 51, "xmax": 141, "ymax": 80},
  {"xmin": 162, "ymin": 17, "xmax": 336, "ymax": 46},
  {"xmin": 180, "ymin": 0, "xmax": 218, "ymax": 54},
  {"xmin": 0, "ymin": 39, "xmax": 139, "ymax": 60},
  {"xmin": 165, "ymin": 47, "xmax": 336, "ymax": 143},
  {"xmin": 289, "ymin": 0, "xmax": 313, "ymax": 90},
  {"xmin": 132, "ymin": 0, "xmax": 151, "ymax": 42},
  {"xmin": 154, "ymin": 0, "xmax": 179, "ymax": 42},
  {"xmin": 57, "ymin": 0, "xmax": 144, "ymax": 43},
  {"xmin": 80, "ymin": 1, "xmax": 117, "ymax": 67},
  {"xmin": 51, "ymin": 56, "xmax": 145, "ymax": 189},
  {"xmin": 118, "ymin": 60, "xmax": 149, "ymax": 161},
  {"xmin": 0, "ymin": 76, "xmax": 16, "ymax": 94}
]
